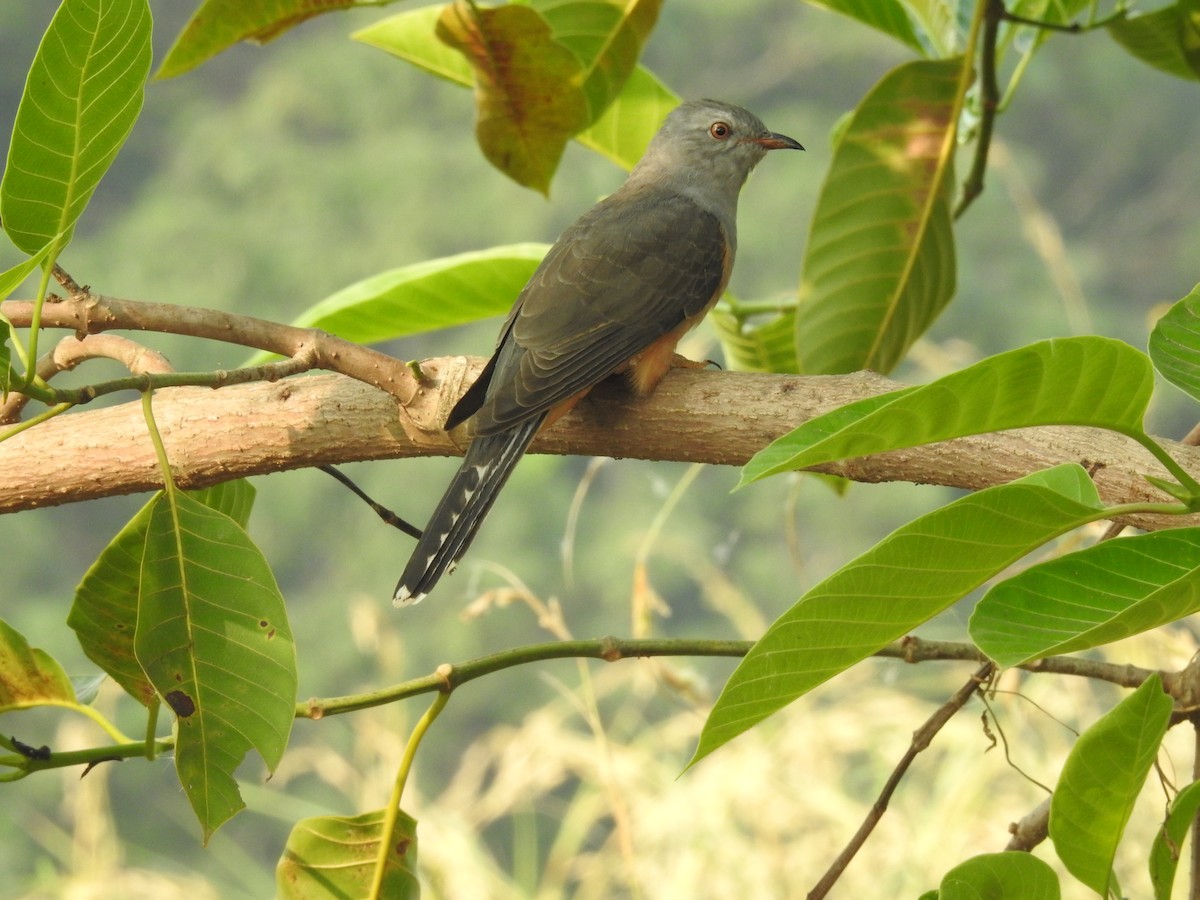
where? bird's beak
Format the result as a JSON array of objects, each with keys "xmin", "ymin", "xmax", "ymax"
[{"xmin": 752, "ymin": 132, "xmax": 804, "ymax": 151}]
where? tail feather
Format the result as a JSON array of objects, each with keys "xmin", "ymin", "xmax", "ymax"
[{"xmin": 393, "ymin": 416, "xmax": 544, "ymax": 605}]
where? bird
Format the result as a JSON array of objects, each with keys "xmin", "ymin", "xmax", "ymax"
[{"xmin": 394, "ymin": 99, "xmax": 803, "ymax": 605}]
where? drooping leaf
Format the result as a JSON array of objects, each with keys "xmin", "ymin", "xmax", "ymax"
[
  {"xmin": 971, "ymin": 528, "xmax": 1200, "ymax": 667},
  {"xmin": 534, "ymin": 0, "xmax": 663, "ymax": 122},
  {"xmin": 711, "ymin": 308, "xmax": 799, "ymax": 373},
  {"xmin": 1108, "ymin": 4, "xmax": 1200, "ymax": 81},
  {"xmin": 289, "ymin": 244, "xmax": 549, "ymax": 344},
  {"xmin": 354, "ymin": 5, "xmax": 677, "ymax": 172},
  {"xmin": 69, "ymin": 485, "xmax": 260, "ymax": 709},
  {"xmin": 1149, "ymin": 283, "xmax": 1200, "ymax": 401},
  {"xmin": 158, "ymin": 0, "xmax": 361, "ymax": 79},
  {"xmin": 808, "ymin": 0, "xmax": 924, "ymax": 53},
  {"xmin": 1, "ymin": 0, "xmax": 152, "ymax": 255},
  {"xmin": 1150, "ymin": 780, "xmax": 1200, "ymax": 899},
  {"xmin": 0, "ymin": 618, "xmax": 76, "ymax": 711},
  {"xmin": 742, "ymin": 337, "xmax": 1154, "ymax": 485},
  {"xmin": 936, "ymin": 851, "xmax": 1061, "ymax": 899},
  {"xmin": 437, "ymin": 1, "xmax": 589, "ymax": 194},
  {"xmin": 1050, "ymin": 674, "xmax": 1171, "ymax": 897},
  {"xmin": 277, "ymin": 809, "xmax": 419, "ymax": 899},
  {"xmin": 691, "ymin": 464, "xmax": 1106, "ymax": 767},
  {"xmin": 135, "ymin": 492, "xmax": 296, "ymax": 842},
  {"xmin": 794, "ymin": 58, "xmax": 961, "ymax": 375}
]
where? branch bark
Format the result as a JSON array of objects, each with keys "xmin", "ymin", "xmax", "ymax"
[{"xmin": 2, "ymin": 352, "xmax": 1197, "ymax": 527}]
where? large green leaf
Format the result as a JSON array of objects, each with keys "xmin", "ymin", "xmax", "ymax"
[
  {"xmin": 690, "ymin": 464, "xmax": 1107, "ymax": 767},
  {"xmin": 135, "ymin": 492, "xmax": 295, "ymax": 842},
  {"xmin": 158, "ymin": 0, "xmax": 361, "ymax": 79},
  {"xmin": 0, "ymin": 618, "xmax": 76, "ymax": 711},
  {"xmin": 935, "ymin": 851, "xmax": 1061, "ymax": 899},
  {"xmin": 289, "ymin": 244, "xmax": 549, "ymax": 344},
  {"xmin": 1050, "ymin": 674, "xmax": 1171, "ymax": 897},
  {"xmin": 742, "ymin": 337, "xmax": 1154, "ymax": 485},
  {"xmin": 353, "ymin": 6, "xmax": 677, "ymax": 173},
  {"xmin": 1150, "ymin": 780, "xmax": 1200, "ymax": 900},
  {"xmin": 971, "ymin": 528, "xmax": 1200, "ymax": 667},
  {"xmin": 69, "ymin": 483, "xmax": 258, "ymax": 708},
  {"xmin": 794, "ymin": 58, "xmax": 960, "ymax": 375},
  {"xmin": 1, "ymin": 0, "xmax": 152, "ymax": 255},
  {"xmin": 1149, "ymin": 283, "xmax": 1200, "ymax": 401},
  {"xmin": 1108, "ymin": 4, "xmax": 1200, "ymax": 81},
  {"xmin": 277, "ymin": 809, "xmax": 419, "ymax": 899}
]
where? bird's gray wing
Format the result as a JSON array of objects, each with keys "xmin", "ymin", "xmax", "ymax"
[{"xmin": 456, "ymin": 188, "xmax": 729, "ymax": 435}]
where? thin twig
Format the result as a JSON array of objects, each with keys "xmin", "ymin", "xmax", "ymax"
[
  {"xmin": 808, "ymin": 662, "xmax": 995, "ymax": 899},
  {"xmin": 319, "ymin": 464, "xmax": 423, "ymax": 540},
  {"xmin": 955, "ymin": 0, "xmax": 1004, "ymax": 218}
]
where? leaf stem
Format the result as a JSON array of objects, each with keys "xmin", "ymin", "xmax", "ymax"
[
  {"xmin": 141, "ymin": 389, "xmax": 177, "ymax": 499},
  {"xmin": 370, "ymin": 691, "xmax": 449, "ymax": 900},
  {"xmin": 144, "ymin": 701, "xmax": 160, "ymax": 760},
  {"xmin": 1126, "ymin": 429, "xmax": 1200, "ymax": 501},
  {"xmin": 0, "ymin": 401, "xmax": 73, "ymax": 442}
]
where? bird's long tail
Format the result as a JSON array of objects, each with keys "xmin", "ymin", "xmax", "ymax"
[{"xmin": 393, "ymin": 415, "xmax": 545, "ymax": 605}]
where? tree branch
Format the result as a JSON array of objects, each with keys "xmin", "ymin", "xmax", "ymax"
[{"xmin": 2, "ymin": 293, "xmax": 1197, "ymax": 527}]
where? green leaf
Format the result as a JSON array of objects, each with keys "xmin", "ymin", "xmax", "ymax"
[
  {"xmin": 353, "ymin": 8, "xmax": 677, "ymax": 173},
  {"xmin": 1050, "ymin": 674, "xmax": 1171, "ymax": 897},
  {"xmin": 0, "ymin": 243, "xmax": 56, "ymax": 302},
  {"xmin": 69, "ymin": 496, "xmax": 160, "ymax": 708},
  {"xmin": 158, "ymin": 0, "xmax": 360, "ymax": 79},
  {"xmin": 936, "ymin": 851, "xmax": 1061, "ymax": 899},
  {"xmin": 1, "ymin": 0, "xmax": 152, "ymax": 255},
  {"xmin": 135, "ymin": 492, "xmax": 296, "ymax": 842},
  {"xmin": 277, "ymin": 809, "xmax": 419, "ymax": 899},
  {"xmin": 711, "ymin": 308, "xmax": 799, "ymax": 373},
  {"xmin": 0, "ymin": 618, "xmax": 76, "ymax": 711},
  {"xmin": 289, "ymin": 244, "xmax": 549, "ymax": 344},
  {"xmin": 573, "ymin": 65, "xmax": 677, "ymax": 171},
  {"xmin": 810, "ymin": 0, "xmax": 924, "ymax": 53},
  {"xmin": 1149, "ymin": 283, "xmax": 1200, "ymax": 401},
  {"xmin": 69, "ymin": 485, "xmax": 260, "ymax": 709},
  {"xmin": 742, "ymin": 337, "xmax": 1154, "ymax": 485},
  {"xmin": 971, "ymin": 528, "xmax": 1200, "ymax": 667},
  {"xmin": 794, "ymin": 58, "xmax": 961, "ymax": 375},
  {"xmin": 1108, "ymin": 4, "xmax": 1200, "ymax": 82},
  {"xmin": 690, "ymin": 464, "xmax": 1105, "ymax": 767},
  {"xmin": 188, "ymin": 479, "xmax": 257, "ymax": 529},
  {"xmin": 1150, "ymin": 780, "xmax": 1200, "ymax": 899}
]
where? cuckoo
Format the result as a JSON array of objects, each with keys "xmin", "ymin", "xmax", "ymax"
[{"xmin": 395, "ymin": 99, "xmax": 803, "ymax": 605}]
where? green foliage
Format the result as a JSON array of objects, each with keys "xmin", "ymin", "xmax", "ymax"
[
  {"xmin": 1149, "ymin": 284, "xmax": 1200, "ymax": 402},
  {"xmin": 287, "ymin": 244, "xmax": 549, "ymax": 344},
  {"xmin": 277, "ymin": 810, "xmax": 420, "ymax": 899},
  {"xmin": 1150, "ymin": 779, "xmax": 1200, "ymax": 899},
  {"xmin": 692, "ymin": 463, "xmax": 1107, "ymax": 765},
  {"xmin": 1049, "ymin": 675, "xmax": 1172, "ymax": 896},
  {"xmin": 0, "ymin": 0, "xmax": 151, "ymax": 256},
  {"xmin": 4, "ymin": 0, "xmax": 1200, "ymax": 895},
  {"xmin": 135, "ymin": 490, "xmax": 296, "ymax": 841},
  {"xmin": 971, "ymin": 528, "xmax": 1200, "ymax": 666},
  {"xmin": 931, "ymin": 851, "xmax": 1061, "ymax": 899},
  {"xmin": 742, "ymin": 337, "xmax": 1155, "ymax": 484},
  {"xmin": 0, "ymin": 617, "xmax": 76, "ymax": 710},
  {"xmin": 794, "ymin": 58, "xmax": 960, "ymax": 374}
]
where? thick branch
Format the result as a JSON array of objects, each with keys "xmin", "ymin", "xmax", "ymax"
[{"xmin": 1, "ymin": 355, "xmax": 1197, "ymax": 529}]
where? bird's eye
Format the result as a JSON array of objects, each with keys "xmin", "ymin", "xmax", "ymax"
[{"xmin": 709, "ymin": 121, "xmax": 732, "ymax": 140}]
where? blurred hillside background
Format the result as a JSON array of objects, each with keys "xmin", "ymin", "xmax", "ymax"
[{"xmin": 3, "ymin": 2, "xmax": 1200, "ymax": 896}]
